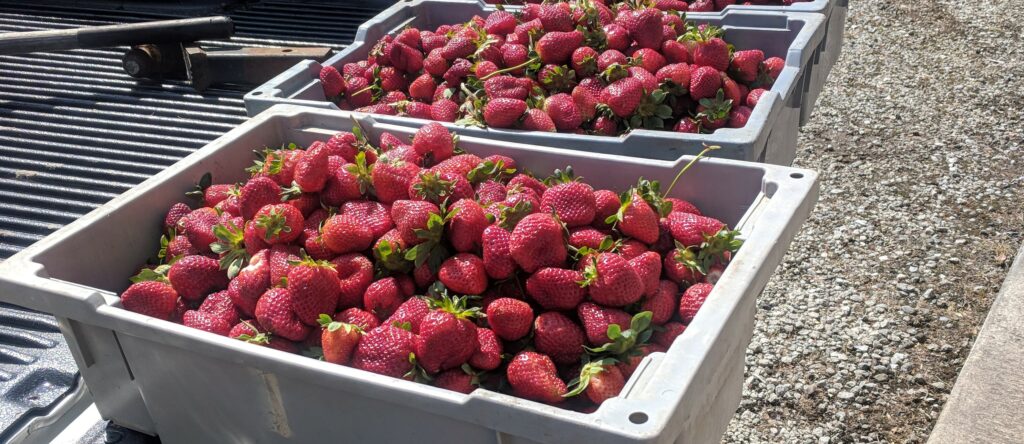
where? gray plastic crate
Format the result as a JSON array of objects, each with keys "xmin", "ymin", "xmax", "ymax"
[
  {"xmin": 714, "ymin": 0, "xmax": 848, "ymax": 125},
  {"xmin": 245, "ymin": 1, "xmax": 825, "ymax": 166},
  {"xmin": 0, "ymin": 105, "xmax": 818, "ymax": 443}
]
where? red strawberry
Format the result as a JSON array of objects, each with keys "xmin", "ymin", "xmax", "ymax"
[
  {"xmin": 597, "ymin": 49, "xmax": 627, "ymax": 72},
  {"xmin": 577, "ymin": 302, "xmax": 631, "ymax": 346},
  {"xmin": 167, "ymin": 255, "xmax": 229, "ymax": 301},
  {"xmin": 693, "ymin": 36, "xmax": 729, "ymax": 71},
  {"xmin": 421, "ymin": 33, "xmax": 447, "ymax": 53},
  {"xmin": 618, "ymin": 8, "xmax": 663, "ymax": 49},
  {"xmin": 525, "ymin": 267, "xmax": 587, "ymax": 311},
  {"xmin": 268, "ymin": 244, "xmax": 299, "ymax": 285},
  {"xmin": 475, "ymin": 60, "xmax": 498, "ymax": 78},
  {"xmin": 689, "ymin": 66, "xmax": 722, "ymax": 100},
  {"xmin": 674, "ymin": 116, "xmax": 700, "ymax": 133},
  {"xmin": 326, "ymin": 132, "xmax": 358, "ymax": 161},
  {"xmin": 663, "ymin": 248, "xmax": 701, "ymax": 285},
  {"xmin": 318, "ymin": 314, "xmax": 362, "ymax": 365},
  {"xmin": 345, "ymin": 76, "xmax": 373, "ymax": 108},
  {"xmin": 643, "ymin": 280, "xmax": 679, "ymax": 324},
  {"xmin": 395, "ymin": 27, "xmax": 421, "ymax": 50},
  {"xmin": 227, "ymin": 249, "xmax": 270, "ymax": 316},
  {"xmin": 486, "ymin": 298, "xmax": 533, "ymax": 341},
  {"xmin": 180, "ymin": 207, "xmax": 219, "ymax": 252},
  {"xmin": 252, "ymin": 204, "xmax": 304, "ymax": 245},
  {"xmin": 484, "ymin": 75, "xmax": 531, "ymax": 100},
  {"xmin": 341, "ymin": 200, "xmax": 394, "ymax": 240},
  {"xmin": 201, "ymin": 184, "xmax": 233, "ymax": 207},
  {"xmin": 652, "ymin": 321, "xmax": 686, "ymax": 348},
  {"xmin": 166, "ymin": 232, "xmax": 200, "ymax": 259},
  {"xmin": 603, "ymin": 23, "xmax": 630, "ymax": 51},
  {"xmin": 287, "ymin": 257, "xmax": 340, "ymax": 326},
  {"xmin": 319, "ymin": 65, "xmax": 345, "ymax": 98},
  {"xmin": 720, "ymin": 72, "xmax": 742, "ymax": 105},
  {"xmin": 352, "ymin": 324, "xmax": 416, "ymax": 379},
  {"xmin": 533, "ymin": 312, "xmax": 585, "ymax": 365},
  {"xmin": 387, "ymin": 42, "xmax": 423, "ymax": 73},
  {"xmin": 412, "ymin": 122, "xmax": 455, "ymax": 163},
  {"xmin": 714, "ymin": 0, "xmax": 736, "ymax": 8},
  {"xmin": 336, "ymin": 307, "xmax": 380, "ymax": 331},
  {"xmin": 362, "ymin": 277, "xmax": 403, "ymax": 319},
  {"xmin": 568, "ymin": 227, "xmax": 608, "ymax": 250},
  {"xmin": 568, "ymin": 361, "xmax": 625, "ymax": 404},
  {"xmin": 440, "ymin": 36, "xmax": 475, "ymax": 61},
  {"xmin": 543, "ymin": 93, "xmax": 583, "ymax": 131},
  {"xmin": 728, "ymin": 105, "xmax": 752, "ymax": 128},
  {"xmin": 656, "ymin": 63, "xmax": 690, "ymax": 89},
  {"xmin": 431, "ymin": 98, "xmax": 460, "ymax": 122},
  {"xmin": 538, "ymin": 3, "xmax": 573, "ymax": 32},
  {"xmin": 434, "ymin": 368, "xmax": 476, "ymax": 394},
  {"xmin": 632, "ymin": 48, "xmax": 667, "ymax": 74},
  {"xmin": 423, "ymin": 50, "xmax": 449, "ymax": 77},
  {"xmin": 466, "ymin": 328, "xmax": 501, "ymax": 371},
  {"xmin": 164, "ymin": 202, "xmax": 191, "ymax": 233},
  {"xmin": 293, "ymin": 144, "xmax": 329, "ymax": 193},
  {"xmin": 667, "ymin": 211, "xmax": 724, "ymax": 247},
  {"xmin": 678, "ymin": 282, "xmax": 713, "ymax": 324},
  {"xmin": 628, "ymin": 251, "xmax": 662, "ymax": 297},
  {"xmin": 510, "ymin": 213, "xmax": 567, "ymax": 273},
  {"xmin": 600, "ymin": 77, "xmax": 643, "ymax": 117},
  {"xmin": 618, "ymin": 239, "xmax": 649, "ymax": 260},
  {"xmin": 579, "ymin": 253, "xmax": 643, "ymax": 307},
  {"xmin": 318, "ymin": 214, "xmax": 371, "ymax": 255},
  {"xmin": 520, "ymin": 108, "xmax": 557, "ymax": 132},
  {"xmin": 484, "ymin": 98, "xmax": 527, "ymax": 128},
  {"xmin": 372, "ymin": 158, "xmax": 420, "ymax": 204},
  {"xmin": 746, "ymin": 88, "xmax": 767, "ymax": 108},
  {"xmin": 409, "ymin": 73, "xmax": 437, "ymax": 101},
  {"xmin": 501, "ymin": 44, "xmax": 530, "ymax": 75},
  {"xmin": 391, "ymin": 200, "xmax": 440, "ymax": 246},
  {"xmin": 442, "ymin": 58, "xmax": 473, "ymax": 85},
  {"xmin": 661, "ymin": 39, "xmax": 691, "ymax": 64},
  {"xmin": 183, "ymin": 309, "xmax": 232, "ymax": 335},
  {"xmin": 385, "ymin": 297, "xmax": 430, "ymax": 333},
  {"xmin": 729, "ymin": 49, "xmax": 764, "ymax": 83},
  {"xmin": 321, "ymin": 164, "xmax": 363, "ymax": 207},
  {"xmin": 480, "ymin": 225, "xmax": 515, "ymax": 280},
  {"xmin": 438, "ymin": 253, "xmax": 488, "ymax": 295},
  {"xmin": 571, "ymin": 86, "xmax": 598, "ymax": 122},
  {"xmin": 330, "ymin": 253, "xmax": 374, "ymax": 309},
  {"xmin": 591, "ymin": 116, "xmax": 619, "ymax": 135},
  {"xmin": 242, "ymin": 219, "xmax": 270, "ymax": 255},
  {"xmin": 506, "ymin": 351, "xmax": 567, "ymax": 404},
  {"xmin": 571, "ymin": 47, "xmax": 599, "ymax": 77},
  {"xmin": 408, "ymin": 170, "xmax": 473, "ymax": 203},
  {"xmin": 121, "ymin": 281, "xmax": 178, "ymax": 320},
  {"xmin": 763, "ymin": 56, "xmax": 784, "ymax": 79},
  {"xmin": 446, "ymin": 198, "xmax": 488, "ymax": 253},
  {"xmin": 485, "ymin": 9, "xmax": 517, "ymax": 34},
  {"xmin": 475, "ymin": 180, "xmax": 508, "ymax": 206},
  {"xmin": 255, "ymin": 287, "xmax": 311, "ymax": 342},
  {"xmin": 666, "ymin": 198, "xmax": 702, "ymax": 215},
  {"xmin": 416, "ymin": 295, "xmax": 480, "ymax": 373},
  {"xmin": 540, "ymin": 181, "xmax": 596, "ymax": 227},
  {"xmin": 613, "ymin": 193, "xmax": 660, "ymax": 244},
  {"xmin": 536, "ymin": 31, "xmax": 584, "ymax": 65},
  {"xmin": 429, "ymin": 153, "xmax": 484, "ymax": 178}
]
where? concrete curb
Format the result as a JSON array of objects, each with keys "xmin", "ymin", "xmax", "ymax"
[{"xmin": 928, "ymin": 245, "xmax": 1024, "ymax": 443}]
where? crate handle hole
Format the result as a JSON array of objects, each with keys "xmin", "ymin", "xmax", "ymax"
[
  {"xmin": 629, "ymin": 412, "xmax": 648, "ymax": 424},
  {"xmin": 251, "ymin": 91, "xmax": 264, "ymax": 96},
  {"xmin": 282, "ymin": 49, "xmax": 293, "ymax": 52},
  {"xmin": 790, "ymin": 172, "xmax": 804, "ymax": 179}
]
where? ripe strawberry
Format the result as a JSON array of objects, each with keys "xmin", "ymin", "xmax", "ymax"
[
  {"xmin": 663, "ymin": 247, "xmax": 701, "ymax": 285},
  {"xmin": 745, "ymin": 87, "xmax": 767, "ymax": 108},
  {"xmin": 268, "ymin": 244, "xmax": 299, "ymax": 286},
  {"xmin": 315, "ymin": 214, "xmax": 369, "ymax": 255},
  {"xmin": 543, "ymin": 93, "xmax": 583, "ymax": 131},
  {"xmin": 601, "ymin": 23, "xmax": 629, "ymax": 51},
  {"xmin": 486, "ymin": 298, "xmax": 533, "ymax": 341},
  {"xmin": 618, "ymin": 239, "xmax": 649, "ymax": 260},
  {"xmin": 180, "ymin": 207, "xmax": 219, "ymax": 252},
  {"xmin": 352, "ymin": 324, "xmax": 416, "ymax": 379},
  {"xmin": 484, "ymin": 98, "xmax": 527, "ymax": 128},
  {"xmin": 536, "ymin": 31, "xmax": 584, "ymax": 65},
  {"xmin": 428, "ymin": 153, "xmax": 483, "ymax": 179},
  {"xmin": 195, "ymin": 289, "xmax": 238, "ymax": 326},
  {"xmin": 121, "ymin": 281, "xmax": 178, "ymax": 320},
  {"xmin": 596, "ymin": 49, "xmax": 627, "ymax": 72},
  {"xmin": 438, "ymin": 253, "xmax": 488, "ymax": 295},
  {"xmin": 321, "ymin": 165, "xmax": 362, "ymax": 207},
  {"xmin": 474, "ymin": 179, "xmax": 507, "ymax": 205},
  {"xmin": 484, "ymin": 75, "xmax": 530, "ymax": 100},
  {"xmin": 421, "ymin": 32, "xmax": 447, "ymax": 53},
  {"xmin": 729, "ymin": 49, "xmax": 763, "ymax": 83},
  {"xmin": 394, "ymin": 27, "xmax": 421, "ymax": 50},
  {"xmin": 520, "ymin": 108, "xmax": 557, "ymax": 132},
  {"xmin": 612, "ymin": 192, "xmax": 660, "ymax": 244},
  {"xmin": 336, "ymin": 307, "xmax": 380, "ymax": 331},
  {"xmin": 440, "ymin": 36, "xmax": 475, "ymax": 61},
  {"xmin": 319, "ymin": 65, "xmax": 345, "ymax": 98},
  {"xmin": 591, "ymin": 116, "xmax": 618, "ymax": 135},
  {"xmin": 506, "ymin": 351, "xmax": 567, "ymax": 404},
  {"xmin": 416, "ymin": 295, "xmax": 480, "ymax": 373},
  {"xmin": 714, "ymin": 0, "xmax": 736, "ymax": 8},
  {"xmin": 568, "ymin": 227, "xmax": 609, "ymax": 250},
  {"xmin": 590, "ymin": 189, "xmax": 621, "ymax": 230},
  {"xmin": 525, "ymin": 267, "xmax": 587, "ymax": 311},
  {"xmin": 571, "ymin": 86, "xmax": 598, "ymax": 122},
  {"xmin": 391, "ymin": 200, "xmax": 440, "ymax": 246},
  {"xmin": 689, "ymin": 65, "xmax": 722, "ymax": 100},
  {"xmin": 540, "ymin": 181, "xmax": 596, "ymax": 227},
  {"xmin": 678, "ymin": 282, "xmax": 714, "ymax": 324},
  {"xmin": 568, "ymin": 361, "xmax": 625, "ymax": 404},
  {"xmin": 408, "ymin": 73, "xmax": 437, "ymax": 101},
  {"xmin": 167, "ymin": 255, "xmax": 228, "ymax": 301},
  {"xmin": 643, "ymin": 280, "xmax": 679, "ymax": 324},
  {"xmin": 372, "ymin": 158, "xmax": 420, "ymax": 203},
  {"xmin": 166, "ymin": 231, "xmax": 200, "ymax": 259},
  {"xmin": 728, "ymin": 105, "xmax": 752, "ymax": 128},
  {"xmin": 652, "ymin": 321, "xmax": 686, "ymax": 348},
  {"xmin": 443, "ymin": 198, "xmax": 486, "ymax": 253},
  {"xmin": 661, "ymin": 39, "xmax": 690, "ymax": 64},
  {"xmin": 656, "ymin": 63, "xmax": 690, "ymax": 90},
  {"xmin": 632, "ymin": 48, "xmax": 667, "ymax": 74},
  {"xmin": 387, "ymin": 42, "xmax": 423, "ymax": 73},
  {"xmin": 693, "ymin": 37, "xmax": 729, "ymax": 72},
  {"xmin": 442, "ymin": 58, "xmax": 473, "ymax": 85},
  {"xmin": 579, "ymin": 253, "xmax": 643, "ymax": 307},
  {"xmin": 666, "ymin": 198, "xmax": 702, "ymax": 215},
  {"xmin": 431, "ymin": 98, "xmax": 459, "ymax": 122},
  {"xmin": 325, "ymin": 132, "xmax": 358, "ymax": 161},
  {"xmin": 345, "ymin": 76, "xmax": 373, "ymax": 108},
  {"xmin": 674, "ymin": 117, "xmax": 700, "ymax": 133},
  {"xmin": 577, "ymin": 302, "xmax": 631, "ymax": 346},
  {"xmin": 318, "ymin": 314, "xmax": 362, "ymax": 365},
  {"xmin": 474, "ymin": 60, "xmax": 498, "ymax": 78},
  {"xmin": 434, "ymin": 368, "xmax": 476, "ymax": 394},
  {"xmin": 255, "ymin": 287, "xmax": 311, "ymax": 342},
  {"xmin": 510, "ymin": 213, "xmax": 567, "ymax": 273},
  {"xmin": 485, "ymin": 9, "xmax": 517, "ymax": 34},
  {"xmin": 618, "ymin": 8, "xmax": 663, "ymax": 49},
  {"xmin": 385, "ymin": 296, "xmax": 430, "ymax": 333},
  {"xmin": 287, "ymin": 257, "xmax": 340, "ymax": 326},
  {"xmin": 412, "ymin": 122, "xmax": 455, "ymax": 163},
  {"xmin": 600, "ymin": 77, "xmax": 643, "ymax": 117},
  {"xmin": 469, "ymin": 327, "xmax": 503, "ymax": 370},
  {"xmin": 341, "ymin": 200, "xmax": 393, "ymax": 240},
  {"xmin": 164, "ymin": 202, "xmax": 191, "ymax": 233},
  {"xmin": 628, "ymin": 251, "xmax": 662, "ymax": 297},
  {"xmin": 252, "ymin": 204, "xmax": 304, "ymax": 245},
  {"xmin": 533, "ymin": 312, "xmax": 585, "ymax": 365},
  {"xmin": 227, "ymin": 249, "xmax": 270, "ymax": 316},
  {"xmin": 423, "ymin": 50, "xmax": 449, "ymax": 77},
  {"xmin": 363, "ymin": 277, "xmax": 405, "ymax": 320},
  {"xmin": 667, "ymin": 211, "xmax": 724, "ymax": 247},
  {"xmin": 476, "ymin": 225, "xmax": 516, "ymax": 280},
  {"xmin": 538, "ymin": 3, "xmax": 573, "ymax": 32},
  {"xmin": 292, "ymin": 144, "xmax": 329, "ymax": 193},
  {"xmin": 500, "ymin": 43, "xmax": 529, "ymax": 75},
  {"xmin": 571, "ymin": 47, "xmax": 599, "ymax": 77},
  {"xmin": 183, "ymin": 310, "xmax": 232, "ymax": 335},
  {"xmin": 328, "ymin": 253, "xmax": 373, "ymax": 309},
  {"xmin": 763, "ymin": 56, "xmax": 784, "ymax": 79},
  {"xmin": 200, "ymin": 184, "xmax": 232, "ymax": 208}
]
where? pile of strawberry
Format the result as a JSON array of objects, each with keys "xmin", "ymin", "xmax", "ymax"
[
  {"xmin": 121, "ymin": 121, "xmax": 741, "ymax": 408},
  {"xmin": 484, "ymin": 0, "xmax": 807, "ymax": 10},
  {"xmin": 317, "ymin": 0, "xmax": 789, "ymax": 136}
]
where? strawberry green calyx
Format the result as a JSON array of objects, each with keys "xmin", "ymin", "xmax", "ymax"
[
  {"xmin": 158, "ymin": 228, "xmax": 176, "ymax": 263},
  {"xmin": 211, "ymin": 221, "xmax": 250, "ymax": 278},
  {"xmin": 680, "ymin": 23, "xmax": 723, "ymax": 43},
  {"xmin": 345, "ymin": 151, "xmax": 374, "ymax": 196},
  {"xmin": 577, "ymin": 256, "xmax": 600, "ymax": 288},
  {"xmin": 404, "ymin": 210, "xmax": 454, "ymax": 271},
  {"xmin": 129, "ymin": 264, "xmax": 171, "ymax": 284},
  {"xmin": 426, "ymin": 292, "xmax": 482, "ymax": 320},
  {"xmin": 633, "ymin": 178, "xmax": 673, "ymax": 217},
  {"xmin": 467, "ymin": 159, "xmax": 516, "ymax": 184},
  {"xmin": 696, "ymin": 228, "xmax": 743, "ymax": 270},
  {"xmin": 404, "ymin": 352, "xmax": 433, "ymax": 383},
  {"xmin": 673, "ymin": 241, "xmax": 703, "ymax": 272},
  {"xmin": 245, "ymin": 148, "xmax": 285, "ymax": 177},
  {"xmin": 185, "ymin": 172, "xmax": 213, "ymax": 202},
  {"xmin": 279, "ymin": 182, "xmax": 304, "ymax": 201},
  {"xmin": 289, "ymin": 253, "xmax": 336, "ymax": 271},
  {"xmin": 585, "ymin": 311, "xmax": 654, "ymax": 357},
  {"xmin": 696, "ymin": 89, "xmax": 733, "ymax": 123},
  {"xmin": 317, "ymin": 313, "xmax": 363, "ymax": 334},
  {"xmin": 564, "ymin": 357, "xmax": 618, "ymax": 398},
  {"xmin": 495, "ymin": 199, "xmax": 534, "ymax": 231},
  {"xmin": 255, "ymin": 207, "xmax": 293, "ymax": 241},
  {"xmin": 374, "ymin": 239, "xmax": 412, "ymax": 274},
  {"xmin": 599, "ymin": 63, "xmax": 630, "ymax": 83},
  {"xmin": 571, "ymin": 236, "xmax": 619, "ymax": 261},
  {"xmin": 543, "ymin": 166, "xmax": 579, "ymax": 186},
  {"xmin": 628, "ymin": 89, "xmax": 673, "ymax": 130},
  {"xmin": 411, "ymin": 172, "xmax": 456, "ymax": 203},
  {"xmin": 235, "ymin": 320, "xmax": 271, "ymax": 345},
  {"xmin": 662, "ymin": 144, "xmax": 720, "ymax": 198}
]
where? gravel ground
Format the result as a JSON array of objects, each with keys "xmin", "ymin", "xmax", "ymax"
[{"xmin": 722, "ymin": 0, "xmax": 1024, "ymax": 442}]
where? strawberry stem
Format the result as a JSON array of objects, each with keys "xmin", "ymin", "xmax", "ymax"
[
  {"xmin": 479, "ymin": 57, "xmax": 539, "ymax": 81},
  {"xmin": 662, "ymin": 144, "xmax": 719, "ymax": 198}
]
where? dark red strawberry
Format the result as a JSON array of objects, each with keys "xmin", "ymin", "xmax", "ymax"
[
  {"xmin": 484, "ymin": 75, "xmax": 531, "ymax": 100},
  {"xmin": 388, "ymin": 42, "xmax": 424, "ymax": 73},
  {"xmin": 661, "ymin": 39, "xmax": 690, "ymax": 64},
  {"xmin": 510, "ymin": 213, "xmax": 567, "ymax": 273},
  {"xmin": 730, "ymin": 49, "xmax": 764, "ymax": 83},
  {"xmin": 652, "ymin": 321, "xmax": 686, "ymax": 348},
  {"xmin": 363, "ymin": 277, "xmax": 404, "ymax": 319},
  {"xmin": 663, "ymin": 247, "xmax": 701, "ymax": 285},
  {"xmin": 568, "ymin": 227, "xmax": 609, "ymax": 250},
  {"xmin": 520, "ymin": 108, "xmax": 557, "ymax": 132},
  {"xmin": 330, "ymin": 253, "xmax": 374, "ymax": 309},
  {"xmin": 674, "ymin": 117, "xmax": 700, "ymax": 133},
  {"xmin": 318, "ymin": 314, "xmax": 362, "ymax": 365},
  {"xmin": 506, "ymin": 351, "xmax": 567, "ymax": 404},
  {"xmin": 643, "ymin": 280, "xmax": 679, "ymax": 325},
  {"xmin": 335, "ymin": 307, "xmax": 379, "ymax": 331},
  {"xmin": 484, "ymin": 98, "xmax": 527, "ymax": 128},
  {"xmin": 167, "ymin": 255, "xmax": 229, "ymax": 301},
  {"xmin": 287, "ymin": 256, "xmax": 340, "ymax": 326},
  {"xmin": 409, "ymin": 73, "xmax": 437, "ymax": 101},
  {"xmin": 657, "ymin": 63, "xmax": 690, "ymax": 89},
  {"xmin": 319, "ymin": 214, "xmax": 371, "ymax": 255},
  {"xmin": 442, "ymin": 58, "xmax": 473, "ymax": 85},
  {"xmin": 475, "ymin": 60, "xmax": 499, "ymax": 78},
  {"xmin": 536, "ymin": 31, "xmax": 583, "ymax": 65},
  {"xmin": 693, "ymin": 37, "xmax": 729, "ymax": 72},
  {"xmin": 486, "ymin": 298, "xmax": 533, "ymax": 341},
  {"xmin": 164, "ymin": 202, "xmax": 191, "ymax": 233},
  {"xmin": 600, "ymin": 77, "xmax": 643, "ymax": 117},
  {"xmin": 352, "ymin": 324, "xmax": 416, "ymax": 379},
  {"xmin": 255, "ymin": 287, "xmax": 311, "ymax": 342},
  {"xmin": 433, "ymin": 368, "xmax": 476, "ymax": 394},
  {"xmin": 121, "ymin": 280, "xmax": 178, "ymax": 320},
  {"xmin": 227, "ymin": 249, "xmax": 270, "ymax": 316},
  {"xmin": 538, "ymin": 3, "xmax": 573, "ymax": 32},
  {"xmin": 481, "ymin": 225, "xmax": 516, "ymax": 280},
  {"xmin": 416, "ymin": 295, "xmax": 480, "ymax": 373},
  {"xmin": 500, "ymin": 43, "xmax": 530, "ymax": 75},
  {"xmin": 597, "ymin": 49, "xmax": 627, "ymax": 72},
  {"xmin": 319, "ymin": 65, "xmax": 345, "ymax": 98},
  {"xmin": 293, "ymin": 142, "xmax": 329, "ymax": 193},
  {"xmin": 746, "ymin": 88, "xmax": 767, "ymax": 108},
  {"xmin": 618, "ymin": 239, "xmax": 649, "ymax": 260},
  {"xmin": 571, "ymin": 361, "xmax": 625, "ymax": 404},
  {"xmin": 577, "ymin": 302, "xmax": 632, "ymax": 346},
  {"xmin": 526, "ymin": 267, "xmax": 587, "ymax": 311},
  {"xmin": 618, "ymin": 8, "xmax": 662, "ymax": 49},
  {"xmin": 438, "ymin": 253, "xmax": 488, "ymax": 295},
  {"xmin": 321, "ymin": 164, "xmax": 363, "ymax": 206},
  {"xmin": 469, "ymin": 327, "xmax": 503, "ymax": 370},
  {"xmin": 591, "ymin": 189, "xmax": 621, "ymax": 230},
  {"xmin": 571, "ymin": 47, "xmax": 599, "ymax": 77},
  {"xmin": 611, "ymin": 192, "xmax": 659, "ymax": 244},
  {"xmin": 579, "ymin": 253, "xmax": 643, "ymax": 307},
  {"xmin": 533, "ymin": 312, "xmax": 585, "ymax": 365},
  {"xmin": 346, "ymin": 76, "xmax": 373, "ymax": 107},
  {"xmin": 440, "ymin": 36, "xmax": 475, "ymax": 61},
  {"xmin": 678, "ymin": 282, "xmax": 713, "ymax": 324}
]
